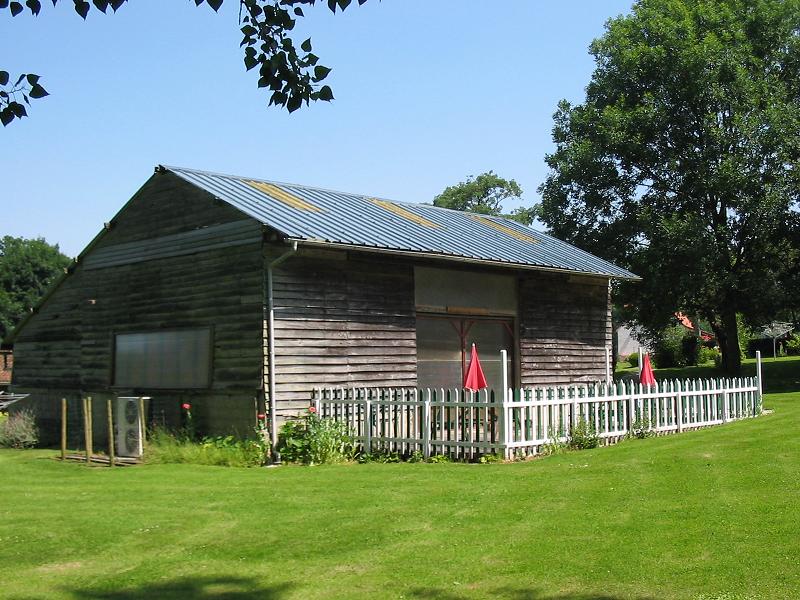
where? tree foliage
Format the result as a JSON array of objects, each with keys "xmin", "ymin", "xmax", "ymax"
[
  {"xmin": 433, "ymin": 171, "xmax": 535, "ymax": 225},
  {"xmin": 1, "ymin": 0, "xmax": 368, "ymax": 126},
  {"xmin": 0, "ymin": 236, "xmax": 70, "ymax": 343},
  {"xmin": 538, "ymin": 0, "xmax": 800, "ymax": 374}
]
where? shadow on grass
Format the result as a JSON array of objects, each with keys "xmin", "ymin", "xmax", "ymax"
[
  {"xmin": 65, "ymin": 576, "xmax": 293, "ymax": 600},
  {"xmin": 409, "ymin": 588, "xmax": 655, "ymax": 600}
]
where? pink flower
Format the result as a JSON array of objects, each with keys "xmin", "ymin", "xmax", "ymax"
[
  {"xmin": 308, "ymin": 406, "xmax": 317, "ymax": 414},
  {"xmin": 257, "ymin": 413, "xmax": 266, "ymax": 420},
  {"xmin": 181, "ymin": 403, "xmax": 191, "ymax": 410}
]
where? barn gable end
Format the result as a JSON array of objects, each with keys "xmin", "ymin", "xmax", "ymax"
[{"xmin": 11, "ymin": 172, "xmax": 265, "ymax": 443}]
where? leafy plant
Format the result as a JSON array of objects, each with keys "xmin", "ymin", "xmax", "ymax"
[
  {"xmin": 478, "ymin": 453, "xmax": 504, "ymax": 464},
  {"xmin": 179, "ymin": 402, "xmax": 195, "ymax": 441},
  {"xmin": 698, "ymin": 346, "xmax": 720, "ymax": 365},
  {"xmin": 629, "ymin": 415, "xmax": 655, "ymax": 440},
  {"xmin": 627, "ymin": 352, "xmax": 639, "ymax": 368},
  {"xmin": 408, "ymin": 450, "xmax": 425, "ymax": 463},
  {"xmin": 358, "ymin": 450, "xmax": 401, "ymax": 464},
  {"xmin": 786, "ymin": 334, "xmax": 800, "ymax": 356},
  {"xmin": 278, "ymin": 408, "xmax": 357, "ymax": 465},
  {"xmin": 0, "ymin": 409, "xmax": 38, "ymax": 448},
  {"xmin": 569, "ymin": 418, "xmax": 600, "ymax": 450},
  {"xmin": 427, "ymin": 454, "xmax": 451, "ymax": 464},
  {"xmin": 654, "ymin": 325, "xmax": 689, "ymax": 368},
  {"xmin": 145, "ymin": 426, "xmax": 268, "ymax": 467},
  {"xmin": 540, "ymin": 428, "xmax": 569, "ymax": 457}
]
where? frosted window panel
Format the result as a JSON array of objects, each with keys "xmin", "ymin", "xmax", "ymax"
[{"xmin": 114, "ymin": 328, "xmax": 212, "ymax": 389}]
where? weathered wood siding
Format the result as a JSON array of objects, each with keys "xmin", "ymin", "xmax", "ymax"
[
  {"xmin": 266, "ymin": 248, "xmax": 417, "ymax": 420},
  {"xmin": 12, "ymin": 172, "xmax": 264, "ymax": 442},
  {"xmin": 518, "ymin": 271, "xmax": 611, "ymax": 385}
]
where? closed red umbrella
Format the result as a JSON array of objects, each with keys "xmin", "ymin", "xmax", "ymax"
[
  {"xmin": 464, "ymin": 343, "xmax": 488, "ymax": 391},
  {"xmin": 640, "ymin": 353, "xmax": 656, "ymax": 386}
]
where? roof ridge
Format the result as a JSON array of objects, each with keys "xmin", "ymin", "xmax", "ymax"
[
  {"xmin": 161, "ymin": 164, "xmax": 398, "ymax": 205},
  {"xmin": 161, "ymin": 164, "xmax": 545, "ymax": 234}
]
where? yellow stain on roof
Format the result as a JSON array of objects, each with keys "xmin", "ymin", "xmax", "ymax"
[
  {"xmin": 369, "ymin": 199, "xmax": 441, "ymax": 228},
  {"xmin": 469, "ymin": 214, "xmax": 538, "ymax": 243},
  {"xmin": 244, "ymin": 180, "xmax": 323, "ymax": 212}
]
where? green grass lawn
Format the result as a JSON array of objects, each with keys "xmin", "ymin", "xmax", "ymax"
[{"xmin": 2, "ymin": 360, "xmax": 800, "ymax": 599}]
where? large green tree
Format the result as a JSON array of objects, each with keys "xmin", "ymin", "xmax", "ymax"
[
  {"xmin": 0, "ymin": 236, "xmax": 70, "ymax": 343},
  {"xmin": 434, "ymin": 171, "xmax": 536, "ymax": 225},
  {"xmin": 1, "ymin": 0, "xmax": 368, "ymax": 126},
  {"xmin": 538, "ymin": 0, "xmax": 800, "ymax": 374}
]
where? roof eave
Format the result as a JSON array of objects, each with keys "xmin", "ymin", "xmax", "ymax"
[{"xmin": 287, "ymin": 238, "xmax": 641, "ymax": 281}]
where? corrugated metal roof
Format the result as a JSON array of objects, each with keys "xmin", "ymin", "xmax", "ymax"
[{"xmin": 164, "ymin": 165, "xmax": 639, "ymax": 280}]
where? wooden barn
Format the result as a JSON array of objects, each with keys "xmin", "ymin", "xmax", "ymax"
[{"xmin": 4, "ymin": 165, "xmax": 638, "ymax": 445}]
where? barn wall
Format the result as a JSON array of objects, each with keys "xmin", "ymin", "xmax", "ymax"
[
  {"xmin": 266, "ymin": 248, "xmax": 417, "ymax": 420},
  {"xmin": 11, "ymin": 172, "xmax": 265, "ymax": 443},
  {"xmin": 518, "ymin": 271, "xmax": 612, "ymax": 385}
]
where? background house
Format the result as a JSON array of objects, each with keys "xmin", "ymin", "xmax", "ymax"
[
  {"xmin": 5, "ymin": 166, "xmax": 637, "ymax": 444},
  {"xmin": 0, "ymin": 350, "xmax": 12, "ymax": 393}
]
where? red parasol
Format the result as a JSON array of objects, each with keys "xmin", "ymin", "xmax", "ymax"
[
  {"xmin": 464, "ymin": 343, "xmax": 488, "ymax": 391},
  {"xmin": 640, "ymin": 353, "xmax": 656, "ymax": 386}
]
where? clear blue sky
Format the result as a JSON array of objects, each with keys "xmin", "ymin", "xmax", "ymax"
[{"xmin": 3, "ymin": 0, "xmax": 633, "ymax": 257}]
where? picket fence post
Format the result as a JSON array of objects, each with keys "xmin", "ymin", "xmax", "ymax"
[
  {"xmin": 364, "ymin": 392, "xmax": 372, "ymax": 455},
  {"xmin": 676, "ymin": 381, "xmax": 683, "ymax": 433},
  {"xmin": 422, "ymin": 389, "xmax": 431, "ymax": 459},
  {"xmin": 756, "ymin": 350, "xmax": 763, "ymax": 415},
  {"xmin": 722, "ymin": 379, "xmax": 729, "ymax": 424}
]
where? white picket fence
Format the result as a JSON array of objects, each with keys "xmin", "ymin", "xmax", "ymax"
[{"xmin": 313, "ymin": 376, "xmax": 763, "ymax": 460}]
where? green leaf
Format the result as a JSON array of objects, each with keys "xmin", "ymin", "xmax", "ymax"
[
  {"xmin": 313, "ymin": 65, "xmax": 331, "ymax": 81},
  {"xmin": 206, "ymin": 0, "xmax": 223, "ymax": 11},
  {"xmin": 10, "ymin": 101, "xmax": 26, "ymax": 118},
  {"xmin": 0, "ymin": 72, "xmax": 8, "ymax": 86},
  {"xmin": 243, "ymin": 54, "xmax": 258, "ymax": 71},
  {"xmin": 74, "ymin": 0, "xmax": 90, "ymax": 19},
  {"xmin": 10, "ymin": 2, "xmax": 23, "ymax": 16},
  {"xmin": 301, "ymin": 37, "xmax": 312, "ymax": 53},
  {"xmin": 28, "ymin": 83, "xmax": 48, "ymax": 99},
  {"xmin": 317, "ymin": 85, "xmax": 334, "ymax": 102},
  {"xmin": 287, "ymin": 94, "xmax": 302, "ymax": 113},
  {"xmin": 25, "ymin": 74, "xmax": 39, "ymax": 85},
  {"xmin": 0, "ymin": 108, "xmax": 14, "ymax": 126},
  {"xmin": 25, "ymin": 0, "xmax": 41, "ymax": 15}
]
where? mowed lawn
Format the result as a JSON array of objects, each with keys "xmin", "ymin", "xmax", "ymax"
[{"xmin": 2, "ymin": 360, "xmax": 800, "ymax": 599}]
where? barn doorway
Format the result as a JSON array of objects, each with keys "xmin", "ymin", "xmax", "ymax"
[{"xmin": 416, "ymin": 315, "xmax": 514, "ymax": 393}]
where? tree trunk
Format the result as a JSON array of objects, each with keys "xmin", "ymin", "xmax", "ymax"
[{"xmin": 719, "ymin": 308, "xmax": 742, "ymax": 375}]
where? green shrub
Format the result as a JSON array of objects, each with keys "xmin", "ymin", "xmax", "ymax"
[
  {"xmin": 408, "ymin": 450, "xmax": 425, "ymax": 463},
  {"xmin": 737, "ymin": 314, "xmax": 752, "ymax": 360},
  {"xmin": 786, "ymin": 334, "xmax": 800, "ymax": 356},
  {"xmin": 569, "ymin": 418, "xmax": 600, "ymax": 450},
  {"xmin": 629, "ymin": 415, "xmax": 655, "ymax": 439},
  {"xmin": 681, "ymin": 334, "xmax": 700, "ymax": 366},
  {"xmin": 359, "ymin": 450, "xmax": 401, "ymax": 463},
  {"xmin": 654, "ymin": 325, "xmax": 688, "ymax": 368},
  {"xmin": 278, "ymin": 408, "xmax": 357, "ymax": 465},
  {"xmin": 698, "ymin": 345, "xmax": 719, "ymax": 364},
  {"xmin": 627, "ymin": 352, "xmax": 639, "ymax": 368},
  {"xmin": 0, "ymin": 410, "xmax": 39, "ymax": 449},
  {"xmin": 427, "ymin": 454, "xmax": 451, "ymax": 463},
  {"xmin": 478, "ymin": 453, "xmax": 504, "ymax": 464},
  {"xmin": 540, "ymin": 434, "xmax": 568, "ymax": 457},
  {"xmin": 145, "ymin": 427, "xmax": 268, "ymax": 467}
]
